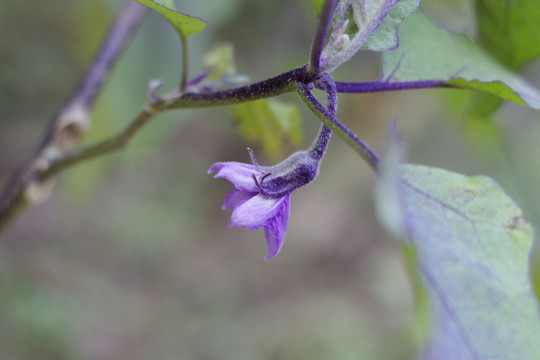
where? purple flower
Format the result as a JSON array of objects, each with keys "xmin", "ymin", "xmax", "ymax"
[{"xmin": 208, "ymin": 149, "xmax": 322, "ymax": 259}]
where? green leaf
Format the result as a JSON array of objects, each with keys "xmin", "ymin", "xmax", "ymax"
[
  {"xmin": 375, "ymin": 131, "xmax": 540, "ymax": 359},
  {"xmin": 476, "ymin": 0, "xmax": 540, "ymax": 70},
  {"xmin": 134, "ymin": 0, "xmax": 207, "ymax": 38},
  {"xmin": 382, "ymin": 10, "xmax": 540, "ymax": 110},
  {"xmin": 203, "ymin": 43, "xmax": 236, "ymax": 80},
  {"xmin": 362, "ymin": 0, "xmax": 420, "ymax": 51},
  {"xmin": 231, "ymin": 100, "xmax": 303, "ymax": 160}
]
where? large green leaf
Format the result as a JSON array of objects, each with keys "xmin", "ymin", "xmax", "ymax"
[
  {"xmin": 476, "ymin": 0, "xmax": 540, "ymax": 70},
  {"xmin": 231, "ymin": 100, "xmax": 303, "ymax": 161},
  {"xmin": 375, "ymin": 132, "xmax": 540, "ymax": 359},
  {"xmin": 382, "ymin": 10, "xmax": 540, "ymax": 110},
  {"xmin": 135, "ymin": 0, "xmax": 207, "ymax": 38}
]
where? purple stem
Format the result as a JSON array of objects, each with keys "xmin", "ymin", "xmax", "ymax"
[
  {"xmin": 298, "ymin": 82, "xmax": 379, "ymax": 169},
  {"xmin": 334, "ymin": 79, "xmax": 448, "ymax": 93},
  {"xmin": 309, "ymin": 73, "xmax": 335, "ymax": 161},
  {"xmin": 156, "ymin": 65, "xmax": 317, "ymax": 109},
  {"xmin": 308, "ymin": 0, "xmax": 337, "ymax": 75}
]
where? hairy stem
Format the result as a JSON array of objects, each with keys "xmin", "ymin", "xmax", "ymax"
[
  {"xmin": 334, "ymin": 80, "xmax": 448, "ymax": 93},
  {"xmin": 308, "ymin": 0, "xmax": 337, "ymax": 76},
  {"xmin": 309, "ymin": 73, "xmax": 336, "ymax": 160},
  {"xmin": 297, "ymin": 81, "xmax": 380, "ymax": 170}
]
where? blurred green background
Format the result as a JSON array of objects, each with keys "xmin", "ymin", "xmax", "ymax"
[{"xmin": 1, "ymin": 0, "xmax": 539, "ymax": 359}]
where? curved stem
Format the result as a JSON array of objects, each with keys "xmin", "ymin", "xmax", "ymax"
[
  {"xmin": 297, "ymin": 81, "xmax": 379, "ymax": 170},
  {"xmin": 309, "ymin": 73, "xmax": 336, "ymax": 160}
]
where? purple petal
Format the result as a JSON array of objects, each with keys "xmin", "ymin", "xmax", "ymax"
[
  {"xmin": 208, "ymin": 162, "xmax": 261, "ymax": 192},
  {"xmin": 264, "ymin": 194, "xmax": 291, "ymax": 260},
  {"xmin": 222, "ymin": 189, "xmax": 254, "ymax": 210},
  {"xmin": 229, "ymin": 194, "xmax": 287, "ymax": 230}
]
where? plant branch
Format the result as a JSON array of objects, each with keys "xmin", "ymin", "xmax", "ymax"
[
  {"xmin": 38, "ymin": 105, "xmax": 156, "ymax": 182},
  {"xmin": 39, "ymin": 66, "xmax": 321, "ymax": 181},
  {"xmin": 334, "ymin": 79, "xmax": 449, "ymax": 93},
  {"xmin": 296, "ymin": 81, "xmax": 380, "ymax": 170},
  {"xmin": 308, "ymin": 0, "xmax": 337, "ymax": 76},
  {"xmin": 0, "ymin": 0, "xmax": 149, "ymax": 232}
]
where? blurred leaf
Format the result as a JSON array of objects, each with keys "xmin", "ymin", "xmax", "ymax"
[
  {"xmin": 475, "ymin": 0, "xmax": 540, "ymax": 70},
  {"xmin": 382, "ymin": 10, "xmax": 540, "ymax": 110},
  {"xmin": 465, "ymin": 0, "xmax": 540, "ymax": 122},
  {"xmin": 203, "ymin": 43, "xmax": 236, "ymax": 80},
  {"xmin": 362, "ymin": 0, "xmax": 420, "ymax": 51},
  {"xmin": 134, "ymin": 0, "xmax": 207, "ymax": 38},
  {"xmin": 376, "ymin": 131, "xmax": 540, "ymax": 359},
  {"xmin": 232, "ymin": 99, "xmax": 303, "ymax": 160}
]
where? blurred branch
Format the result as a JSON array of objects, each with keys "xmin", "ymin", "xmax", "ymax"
[{"xmin": 0, "ymin": 0, "xmax": 149, "ymax": 232}]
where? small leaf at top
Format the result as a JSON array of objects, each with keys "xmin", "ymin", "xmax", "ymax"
[
  {"xmin": 381, "ymin": 10, "xmax": 540, "ymax": 110},
  {"xmin": 321, "ymin": 0, "xmax": 421, "ymax": 73},
  {"xmin": 375, "ymin": 130, "xmax": 540, "ymax": 359},
  {"xmin": 476, "ymin": 0, "xmax": 540, "ymax": 70},
  {"xmin": 134, "ymin": 0, "xmax": 207, "ymax": 38}
]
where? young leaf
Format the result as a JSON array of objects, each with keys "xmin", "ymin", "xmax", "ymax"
[
  {"xmin": 375, "ymin": 131, "xmax": 540, "ymax": 359},
  {"xmin": 231, "ymin": 100, "xmax": 303, "ymax": 160},
  {"xmin": 361, "ymin": 0, "xmax": 420, "ymax": 51},
  {"xmin": 321, "ymin": 0, "xmax": 420, "ymax": 73},
  {"xmin": 381, "ymin": 10, "xmax": 540, "ymax": 110},
  {"xmin": 476, "ymin": 0, "xmax": 540, "ymax": 70},
  {"xmin": 134, "ymin": 0, "xmax": 207, "ymax": 38}
]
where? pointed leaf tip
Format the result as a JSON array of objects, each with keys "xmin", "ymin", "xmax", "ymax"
[{"xmin": 134, "ymin": 0, "xmax": 208, "ymax": 38}]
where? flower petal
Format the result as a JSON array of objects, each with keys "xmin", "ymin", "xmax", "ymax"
[
  {"xmin": 264, "ymin": 194, "xmax": 291, "ymax": 260},
  {"xmin": 222, "ymin": 189, "xmax": 254, "ymax": 210},
  {"xmin": 208, "ymin": 162, "xmax": 261, "ymax": 192},
  {"xmin": 229, "ymin": 194, "xmax": 287, "ymax": 230}
]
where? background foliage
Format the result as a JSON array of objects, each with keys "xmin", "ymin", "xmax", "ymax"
[{"xmin": 1, "ymin": 0, "xmax": 539, "ymax": 359}]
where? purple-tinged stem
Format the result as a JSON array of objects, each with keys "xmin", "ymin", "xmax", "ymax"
[
  {"xmin": 307, "ymin": 0, "xmax": 337, "ymax": 76},
  {"xmin": 155, "ymin": 65, "xmax": 316, "ymax": 110},
  {"xmin": 334, "ymin": 79, "xmax": 448, "ymax": 93},
  {"xmin": 297, "ymin": 81, "xmax": 379, "ymax": 170},
  {"xmin": 309, "ymin": 73, "xmax": 335, "ymax": 161}
]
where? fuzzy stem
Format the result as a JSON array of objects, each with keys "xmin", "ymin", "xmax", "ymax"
[
  {"xmin": 334, "ymin": 80, "xmax": 448, "ymax": 93},
  {"xmin": 309, "ymin": 73, "xmax": 336, "ymax": 160},
  {"xmin": 155, "ymin": 65, "xmax": 314, "ymax": 110},
  {"xmin": 307, "ymin": 0, "xmax": 337, "ymax": 76},
  {"xmin": 297, "ymin": 81, "xmax": 379, "ymax": 170}
]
